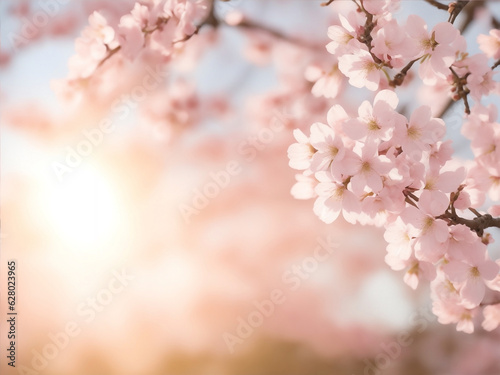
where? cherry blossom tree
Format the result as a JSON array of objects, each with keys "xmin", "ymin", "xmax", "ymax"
[
  {"xmin": 288, "ymin": 0, "xmax": 500, "ymax": 335},
  {"xmin": 2, "ymin": 0, "xmax": 500, "ymax": 374}
]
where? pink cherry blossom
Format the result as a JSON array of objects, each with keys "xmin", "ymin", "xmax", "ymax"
[
  {"xmin": 313, "ymin": 172, "xmax": 361, "ymax": 224},
  {"xmin": 305, "ymin": 63, "xmax": 345, "ymax": 99},
  {"xmin": 401, "ymin": 206, "xmax": 449, "ymax": 263},
  {"xmin": 164, "ymin": 0, "xmax": 209, "ymax": 38},
  {"xmin": 362, "ymin": 0, "xmax": 400, "ymax": 16},
  {"xmin": 117, "ymin": 3, "xmax": 148, "ymax": 60},
  {"xmin": 406, "ymin": 16, "xmax": 461, "ymax": 84},
  {"xmin": 68, "ymin": 11, "xmax": 118, "ymax": 79},
  {"xmin": 384, "ymin": 217, "xmax": 417, "ymax": 262},
  {"xmin": 455, "ymin": 54, "xmax": 497, "ymax": 101},
  {"xmin": 394, "ymin": 105, "xmax": 445, "ymax": 161},
  {"xmin": 444, "ymin": 247, "xmax": 499, "ymax": 308},
  {"xmin": 446, "ymin": 224, "xmax": 480, "ymax": 260},
  {"xmin": 309, "ymin": 122, "xmax": 351, "ymax": 180},
  {"xmin": 348, "ymin": 141, "xmax": 392, "ymax": 195},
  {"xmin": 372, "ymin": 19, "xmax": 418, "ymax": 68},
  {"xmin": 326, "ymin": 12, "xmax": 365, "ymax": 55},
  {"xmin": 489, "ymin": 205, "xmax": 500, "ymax": 217},
  {"xmin": 287, "ymin": 129, "xmax": 315, "ymax": 171},
  {"xmin": 291, "ymin": 174, "xmax": 318, "ymax": 200},
  {"xmin": 338, "ymin": 43, "xmax": 382, "ymax": 91},
  {"xmin": 478, "ymin": 29, "xmax": 500, "ymax": 59},
  {"xmin": 403, "ymin": 258, "xmax": 436, "ymax": 289},
  {"xmin": 417, "ymin": 167, "xmax": 466, "ymax": 217},
  {"xmin": 482, "ymin": 304, "xmax": 500, "ymax": 331},
  {"xmin": 433, "ymin": 297, "xmax": 477, "ymax": 333},
  {"xmin": 342, "ymin": 89, "xmax": 402, "ymax": 142},
  {"xmin": 359, "ymin": 186, "xmax": 405, "ymax": 226}
]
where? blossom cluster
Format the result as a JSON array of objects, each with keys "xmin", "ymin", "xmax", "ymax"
[
  {"xmin": 289, "ymin": 1, "xmax": 500, "ymax": 333},
  {"xmin": 462, "ymin": 105, "xmax": 500, "ymax": 206},
  {"xmin": 310, "ymin": 1, "xmax": 499, "ymax": 106},
  {"xmin": 62, "ymin": 0, "xmax": 209, "ymax": 85}
]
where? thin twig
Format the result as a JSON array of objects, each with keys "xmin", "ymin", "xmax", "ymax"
[
  {"xmin": 438, "ymin": 189, "xmax": 500, "ymax": 236},
  {"xmin": 173, "ymin": 0, "xmax": 218, "ymax": 43},
  {"xmin": 450, "ymin": 66, "xmax": 471, "ymax": 114},
  {"xmin": 405, "ymin": 197, "xmax": 419, "ymax": 208},
  {"xmin": 492, "ymin": 59, "xmax": 500, "ymax": 70},
  {"xmin": 390, "ymin": 58, "xmax": 421, "ymax": 87},
  {"xmin": 469, "ymin": 208, "xmax": 482, "ymax": 217},
  {"xmin": 97, "ymin": 46, "xmax": 121, "ymax": 68},
  {"xmin": 448, "ymin": 0, "xmax": 470, "ymax": 24},
  {"xmin": 480, "ymin": 297, "xmax": 500, "ymax": 307},
  {"xmin": 235, "ymin": 20, "xmax": 323, "ymax": 50},
  {"xmin": 424, "ymin": 0, "xmax": 448, "ymax": 10},
  {"xmin": 493, "ymin": 15, "xmax": 500, "ymax": 29},
  {"xmin": 408, "ymin": 192, "xmax": 420, "ymax": 202}
]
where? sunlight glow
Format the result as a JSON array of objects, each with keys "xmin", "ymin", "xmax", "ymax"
[{"xmin": 45, "ymin": 167, "xmax": 120, "ymax": 250}]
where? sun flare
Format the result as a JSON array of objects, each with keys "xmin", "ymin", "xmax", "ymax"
[{"xmin": 44, "ymin": 166, "xmax": 120, "ymax": 250}]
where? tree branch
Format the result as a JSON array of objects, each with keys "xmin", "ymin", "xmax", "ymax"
[
  {"xmin": 97, "ymin": 46, "xmax": 121, "ymax": 68},
  {"xmin": 424, "ymin": 0, "xmax": 448, "ymax": 11},
  {"xmin": 438, "ymin": 188, "xmax": 500, "ymax": 236},
  {"xmin": 404, "ymin": 187, "xmax": 500, "ymax": 237},
  {"xmin": 480, "ymin": 296, "xmax": 500, "ymax": 307},
  {"xmin": 436, "ymin": 1, "xmax": 484, "ymax": 118},
  {"xmin": 492, "ymin": 59, "xmax": 500, "ymax": 70},
  {"xmin": 439, "ymin": 212, "xmax": 500, "ymax": 236},
  {"xmin": 449, "ymin": 66, "xmax": 471, "ymax": 114},
  {"xmin": 356, "ymin": 8, "xmax": 383, "ymax": 64},
  {"xmin": 234, "ymin": 20, "xmax": 323, "ymax": 50},
  {"xmin": 173, "ymin": 0, "xmax": 218, "ymax": 43},
  {"xmin": 448, "ymin": 0, "xmax": 470, "ymax": 24},
  {"xmin": 389, "ymin": 58, "xmax": 420, "ymax": 87},
  {"xmin": 493, "ymin": 15, "xmax": 500, "ymax": 29}
]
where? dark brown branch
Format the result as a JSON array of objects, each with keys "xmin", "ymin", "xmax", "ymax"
[
  {"xmin": 437, "ymin": 67, "xmax": 470, "ymax": 118},
  {"xmin": 437, "ymin": 1, "xmax": 484, "ymax": 118},
  {"xmin": 235, "ymin": 20, "xmax": 323, "ymax": 50},
  {"xmin": 459, "ymin": 97, "xmax": 471, "ymax": 115},
  {"xmin": 424, "ymin": 0, "xmax": 448, "ymax": 10},
  {"xmin": 408, "ymin": 192, "xmax": 419, "ymax": 202},
  {"xmin": 493, "ymin": 15, "xmax": 500, "ymax": 29},
  {"xmin": 405, "ymin": 197, "xmax": 419, "ymax": 208},
  {"xmin": 97, "ymin": 46, "xmax": 121, "ymax": 68},
  {"xmin": 173, "ymin": 0, "xmax": 218, "ymax": 43},
  {"xmin": 448, "ymin": 0, "xmax": 470, "ymax": 24},
  {"xmin": 97, "ymin": 2, "xmax": 213, "ymax": 68},
  {"xmin": 356, "ymin": 9, "xmax": 383, "ymax": 64},
  {"xmin": 439, "ymin": 212, "xmax": 500, "ymax": 236},
  {"xmin": 142, "ymin": 17, "xmax": 169, "ymax": 35},
  {"xmin": 480, "ymin": 296, "xmax": 500, "ymax": 307},
  {"xmin": 172, "ymin": 22, "xmax": 207, "ymax": 44},
  {"xmin": 403, "ymin": 189, "xmax": 419, "ymax": 208},
  {"xmin": 450, "ymin": 66, "xmax": 471, "ymax": 114},
  {"xmin": 457, "ymin": 0, "xmax": 483, "ymax": 33},
  {"xmin": 403, "ymin": 187, "xmax": 500, "ymax": 236},
  {"xmin": 321, "ymin": 0, "xmax": 335, "ymax": 6},
  {"xmin": 390, "ymin": 58, "xmax": 420, "ymax": 87},
  {"xmin": 492, "ymin": 59, "xmax": 500, "ymax": 70},
  {"xmin": 438, "ymin": 187, "xmax": 500, "ymax": 236}
]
